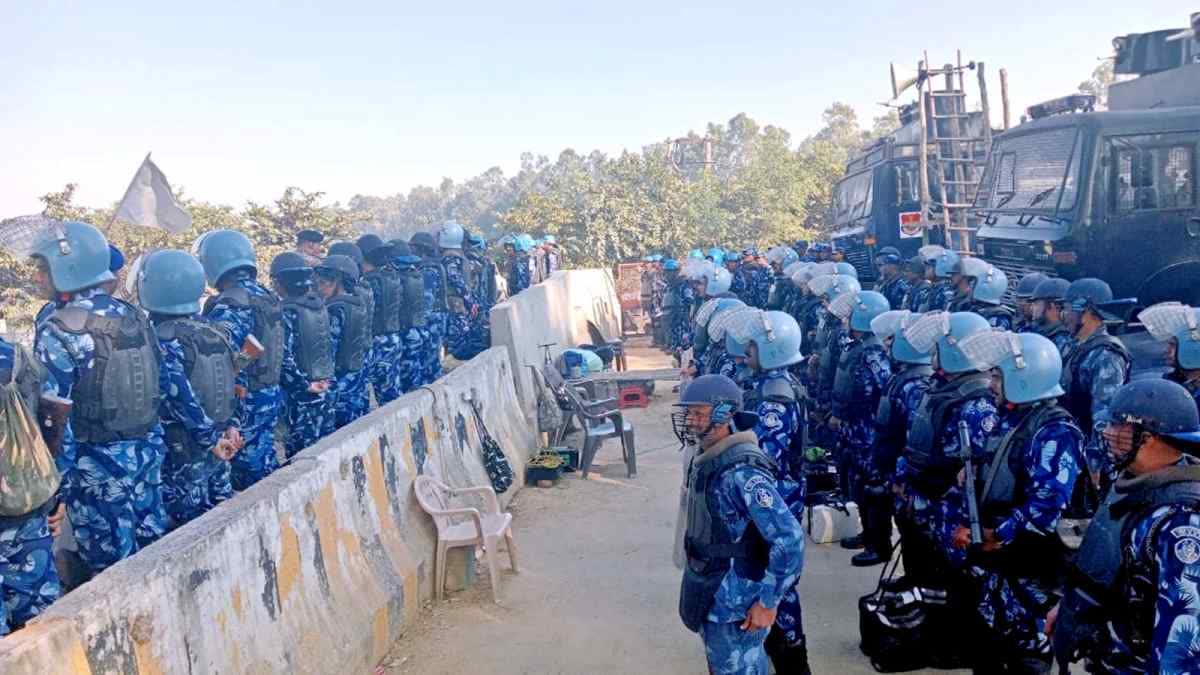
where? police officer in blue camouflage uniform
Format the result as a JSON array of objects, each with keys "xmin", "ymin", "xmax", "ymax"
[
  {"xmin": 805, "ymin": 274, "xmax": 861, "ymax": 461},
  {"xmin": 1050, "ymin": 378, "xmax": 1200, "ymax": 674},
  {"xmin": 269, "ymin": 252, "xmax": 334, "ymax": 458},
  {"xmin": 922, "ymin": 248, "xmax": 958, "ymax": 312},
  {"xmin": 826, "ymin": 291, "xmax": 894, "ymax": 566},
  {"xmin": 357, "ymin": 235, "xmax": 407, "ymax": 404},
  {"xmin": 736, "ymin": 249, "xmax": 772, "ymax": 309},
  {"xmin": 689, "ymin": 293, "xmax": 741, "ymax": 378},
  {"xmin": 664, "ymin": 259, "xmax": 695, "ymax": 363},
  {"xmin": 0, "ymin": 336, "xmax": 63, "ymax": 635},
  {"xmin": 900, "ymin": 255, "xmax": 931, "ymax": 312},
  {"xmin": 894, "ymin": 311, "xmax": 998, "ymax": 666},
  {"xmin": 950, "ymin": 258, "xmax": 1014, "ymax": 330},
  {"xmin": 411, "ymin": 232, "xmax": 448, "ymax": 381},
  {"xmin": 437, "ymin": 221, "xmax": 481, "ymax": 361},
  {"xmin": 699, "ymin": 301, "xmax": 750, "ymax": 379},
  {"xmin": 314, "ymin": 254, "xmax": 370, "ymax": 435},
  {"xmin": 327, "ymin": 241, "xmax": 375, "ymax": 421},
  {"xmin": 1140, "ymin": 302, "xmax": 1200, "ymax": 412},
  {"xmin": 464, "ymin": 234, "xmax": 497, "ymax": 357},
  {"xmin": 505, "ymin": 234, "xmax": 533, "ymax": 295},
  {"xmin": 199, "ymin": 229, "xmax": 286, "ymax": 491},
  {"xmin": 674, "ymin": 374, "xmax": 805, "ymax": 675},
  {"xmin": 952, "ymin": 330, "xmax": 1085, "ymax": 672},
  {"xmin": 1029, "ymin": 278, "xmax": 1074, "ymax": 356},
  {"xmin": 874, "ymin": 247, "xmax": 910, "ymax": 311},
  {"xmin": 869, "ymin": 310, "xmax": 934, "ymax": 573},
  {"xmin": 726, "ymin": 310, "xmax": 812, "ymax": 672},
  {"xmin": 138, "ymin": 250, "xmax": 241, "ymax": 528},
  {"xmin": 32, "ymin": 221, "xmax": 168, "ymax": 575},
  {"xmin": 390, "ymin": 241, "xmax": 430, "ymax": 390},
  {"xmin": 1013, "ymin": 272, "xmax": 1050, "ymax": 333},
  {"xmin": 1060, "ymin": 278, "xmax": 1131, "ymax": 477}
]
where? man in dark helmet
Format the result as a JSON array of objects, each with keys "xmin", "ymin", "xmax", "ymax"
[
  {"xmin": 269, "ymin": 252, "xmax": 333, "ymax": 457},
  {"xmin": 1013, "ymin": 272, "xmax": 1049, "ymax": 333},
  {"xmin": 674, "ymin": 374, "xmax": 804, "ymax": 675},
  {"xmin": 1049, "ymin": 378, "xmax": 1200, "ymax": 673},
  {"xmin": 327, "ymin": 241, "xmax": 374, "ymax": 420},
  {"xmin": 410, "ymin": 231, "xmax": 447, "ymax": 380},
  {"xmin": 314, "ymin": 254, "xmax": 370, "ymax": 435}
]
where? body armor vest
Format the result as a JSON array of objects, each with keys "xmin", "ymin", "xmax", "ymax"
[
  {"xmin": 463, "ymin": 254, "xmax": 483, "ymax": 298},
  {"xmin": 50, "ymin": 302, "xmax": 162, "ymax": 444},
  {"xmin": 420, "ymin": 259, "xmax": 449, "ymax": 313},
  {"xmin": 978, "ymin": 304, "xmax": 1015, "ymax": 325},
  {"xmin": 679, "ymin": 442, "xmax": 778, "ymax": 632},
  {"xmin": 398, "ymin": 267, "xmax": 428, "ymax": 331},
  {"xmin": 0, "ymin": 343, "xmax": 46, "ymax": 420},
  {"xmin": 205, "ymin": 285, "xmax": 285, "ymax": 390},
  {"xmin": 444, "ymin": 254, "xmax": 469, "ymax": 314},
  {"xmin": 1039, "ymin": 322, "xmax": 1071, "ymax": 347},
  {"xmin": 326, "ymin": 292, "xmax": 369, "ymax": 375},
  {"xmin": 1062, "ymin": 332, "xmax": 1131, "ymax": 433},
  {"xmin": 833, "ymin": 335, "xmax": 880, "ymax": 415},
  {"xmin": 157, "ymin": 318, "xmax": 237, "ymax": 456},
  {"xmin": 904, "ymin": 372, "xmax": 991, "ymax": 492},
  {"xmin": 366, "ymin": 268, "xmax": 404, "ymax": 336},
  {"xmin": 979, "ymin": 404, "xmax": 1075, "ymax": 524},
  {"xmin": 817, "ymin": 323, "xmax": 843, "ymax": 396},
  {"xmin": 903, "ymin": 279, "xmax": 931, "ymax": 311},
  {"xmin": 875, "ymin": 364, "xmax": 933, "ymax": 431},
  {"xmin": 1065, "ymin": 465, "xmax": 1200, "ymax": 655},
  {"xmin": 283, "ymin": 292, "xmax": 335, "ymax": 382},
  {"xmin": 354, "ymin": 281, "xmax": 376, "ymax": 337}
]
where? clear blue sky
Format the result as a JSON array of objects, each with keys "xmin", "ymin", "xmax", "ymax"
[{"xmin": 0, "ymin": 1, "xmax": 1188, "ymax": 215}]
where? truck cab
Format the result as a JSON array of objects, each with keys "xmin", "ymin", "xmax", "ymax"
[{"xmin": 975, "ymin": 73, "xmax": 1200, "ymax": 307}]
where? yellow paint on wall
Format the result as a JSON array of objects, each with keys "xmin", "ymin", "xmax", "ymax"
[
  {"xmin": 372, "ymin": 605, "xmax": 389, "ymax": 664},
  {"xmin": 215, "ymin": 609, "xmax": 227, "ymax": 636},
  {"xmin": 131, "ymin": 641, "xmax": 164, "ymax": 675},
  {"xmin": 277, "ymin": 519, "xmax": 301, "ymax": 605},
  {"xmin": 312, "ymin": 486, "xmax": 342, "ymax": 587},
  {"xmin": 231, "ymin": 587, "xmax": 244, "ymax": 621},
  {"xmin": 66, "ymin": 634, "xmax": 92, "ymax": 675}
]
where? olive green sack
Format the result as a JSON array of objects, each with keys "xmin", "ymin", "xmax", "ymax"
[{"xmin": 0, "ymin": 345, "xmax": 61, "ymax": 516}]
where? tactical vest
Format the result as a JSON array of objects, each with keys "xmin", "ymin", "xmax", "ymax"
[
  {"xmin": 0, "ymin": 343, "xmax": 46, "ymax": 419},
  {"xmin": 817, "ymin": 323, "xmax": 844, "ymax": 396},
  {"xmin": 205, "ymin": 285, "xmax": 285, "ymax": 390},
  {"xmin": 978, "ymin": 304, "xmax": 1015, "ymax": 328},
  {"xmin": 978, "ymin": 404, "xmax": 1075, "ymax": 524},
  {"xmin": 283, "ymin": 292, "xmax": 335, "ymax": 382},
  {"xmin": 904, "ymin": 372, "xmax": 992, "ymax": 492},
  {"xmin": 463, "ymin": 254, "xmax": 483, "ymax": 298},
  {"xmin": 420, "ymin": 259, "xmax": 449, "ymax": 313},
  {"xmin": 1039, "ymin": 322, "xmax": 1071, "ymax": 347},
  {"xmin": 354, "ymin": 280, "xmax": 376, "ymax": 338},
  {"xmin": 156, "ymin": 318, "xmax": 237, "ymax": 455},
  {"xmin": 903, "ymin": 279, "xmax": 931, "ymax": 312},
  {"xmin": 1065, "ymin": 465, "xmax": 1200, "ymax": 654},
  {"xmin": 1062, "ymin": 332, "xmax": 1131, "ymax": 433},
  {"xmin": 833, "ymin": 335, "xmax": 880, "ymax": 415},
  {"xmin": 398, "ymin": 267, "xmax": 428, "ymax": 331},
  {"xmin": 50, "ymin": 302, "xmax": 162, "ymax": 444},
  {"xmin": 679, "ymin": 442, "xmax": 778, "ymax": 632},
  {"xmin": 875, "ymin": 364, "xmax": 933, "ymax": 432},
  {"xmin": 365, "ymin": 268, "xmax": 403, "ymax": 336},
  {"xmin": 326, "ymin": 292, "xmax": 369, "ymax": 375},
  {"xmin": 443, "ymin": 254, "xmax": 469, "ymax": 314},
  {"xmin": 481, "ymin": 258, "xmax": 499, "ymax": 306}
]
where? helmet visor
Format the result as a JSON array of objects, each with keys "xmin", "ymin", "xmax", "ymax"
[
  {"xmin": 957, "ymin": 329, "xmax": 1016, "ymax": 371},
  {"xmin": 870, "ymin": 310, "xmax": 914, "ymax": 339},
  {"xmin": 1139, "ymin": 302, "xmax": 1196, "ymax": 342},
  {"xmin": 903, "ymin": 311, "xmax": 951, "ymax": 354},
  {"xmin": 827, "ymin": 292, "xmax": 857, "ymax": 320}
]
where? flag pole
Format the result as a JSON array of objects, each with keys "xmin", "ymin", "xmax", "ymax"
[{"xmin": 105, "ymin": 152, "xmax": 152, "ymax": 231}]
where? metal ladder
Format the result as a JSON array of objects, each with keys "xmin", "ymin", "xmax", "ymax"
[{"xmin": 916, "ymin": 51, "xmax": 994, "ymax": 254}]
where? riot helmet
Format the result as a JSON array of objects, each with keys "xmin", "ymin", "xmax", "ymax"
[
  {"xmin": 959, "ymin": 330, "xmax": 1064, "ymax": 404},
  {"xmin": 138, "ymin": 249, "xmax": 207, "ymax": 316},
  {"xmin": 195, "ymin": 229, "xmax": 257, "ymax": 287},
  {"xmin": 28, "ymin": 220, "xmax": 115, "ymax": 293}
]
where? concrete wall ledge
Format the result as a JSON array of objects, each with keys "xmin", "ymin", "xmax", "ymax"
[{"xmin": 0, "ymin": 346, "xmax": 536, "ymax": 675}]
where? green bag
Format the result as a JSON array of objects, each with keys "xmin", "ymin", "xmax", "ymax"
[{"xmin": 0, "ymin": 345, "xmax": 61, "ymax": 516}]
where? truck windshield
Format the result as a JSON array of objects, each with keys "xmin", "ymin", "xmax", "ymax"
[
  {"xmin": 975, "ymin": 127, "xmax": 1083, "ymax": 215},
  {"xmin": 833, "ymin": 170, "xmax": 873, "ymax": 225}
]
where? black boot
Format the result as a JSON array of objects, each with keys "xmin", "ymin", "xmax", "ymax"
[
  {"xmin": 840, "ymin": 534, "xmax": 865, "ymax": 549},
  {"xmin": 851, "ymin": 548, "xmax": 890, "ymax": 567},
  {"xmin": 765, "ymin": 631, "xmax": 811, "ymax": 675}
]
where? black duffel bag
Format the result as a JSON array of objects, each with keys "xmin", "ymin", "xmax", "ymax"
[{"xmin": 858, "ymin": 542, "xmax": 929, "ymax": 672}]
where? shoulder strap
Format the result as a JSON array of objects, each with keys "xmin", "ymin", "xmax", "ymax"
[{"xmin": 49, "ymin": 306, "xmax": 90, "ymax": 333}]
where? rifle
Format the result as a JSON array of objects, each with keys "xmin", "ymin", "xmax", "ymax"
[{"xmin": 957, "ymin": 419, "xmax": 983, "ymax": 545}]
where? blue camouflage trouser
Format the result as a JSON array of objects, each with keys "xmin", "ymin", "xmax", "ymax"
[
  {"xmin": 69, "ymin": 435, "xmax": 169, "ymax": 575},
  {"xmin": 161, "ymin": 445, "xmax": 233, "ymax": 529},
  {"xmin": 230, "ymin": 386, "xmax": 282, "ymax": 491},
  {"xmin": 467, "ymin": 308, "xmax": 491, "ymax": 358},
  {"xmin": 337, "ymin": 361, "xmax": 372, "ymax": 426},
  {"xmin": 0, "ymin": 509, "xmax": 61, "ymax": 636},
  {"xmin": 369, "ymin": 333, "xmax": 404, "ymax": 406},
  {"xmin": 702, "ymin": 621, "xmax": 771, "ymax": 675},
  {"xmin": 425, "ymin": 312, "xmax": 447, "ymax": 381},
  {"xmin": 446, "ymin": 311, "xmax": 473, "ymax": 360},
  {"xmin": 399, "ymin": 328, "xmax": 425, "ymax": 394},
  {"xmin": 284, "ymin": 390, "xmax": 329, "ymax": 459}
]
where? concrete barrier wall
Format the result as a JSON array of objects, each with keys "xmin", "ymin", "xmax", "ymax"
[
  {"xmin": 0, "ymin": 347, "xmax": 537, "ymax": 675},
  {"xmin": 490, "ymin": 268, "xmax": 621, "ymax": 410}
]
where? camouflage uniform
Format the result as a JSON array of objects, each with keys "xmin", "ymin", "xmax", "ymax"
[
  {"xmin": 0, "ymin": 338, "xmax": 62, "ymax": 635},
  {"xmin": 203, "ymin": 272, "xmax": 284, "ymax": 491},
  {"xmin": 321, "ymin": 303, "xmax": 348, "ymax": 437},
  {"xmin": 280, "ymin": 304, "xmax": 331, "ymax": 458},
  {"xmin": 36, "ymin": 289, "xmax": 169, "ymax": 574},
  {"xmin": 442, "ymin": 255, "xmax": 478, "ymax": 361},
  {"xmin": 1061, "ymin": 328, "xmax": 1131, "ymax": 473},
  {"xmin": 419, "ymin": 263, "xmax": 447, "ymax": 382}
]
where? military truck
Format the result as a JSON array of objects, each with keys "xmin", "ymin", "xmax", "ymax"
[{"xmin": 975, "ymin": 16, "xmax": 1200, "ymax": 308}]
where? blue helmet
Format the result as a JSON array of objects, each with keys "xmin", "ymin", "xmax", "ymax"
[
  {"xmin": 1015, "ymin": 272, "xmax": 1050, "ymax": 300},
  {"xmin": 438, "ymin": 221, "xmax": 465, "ymax": 250},
  {"xmin": 1109, "ymin": 379, "xmax": 1200, "ymax": 444},
  {"xmin": 960, "ymin": 330, "xmax": 1064, "ymax": 404},
  {"xmin": 780, "ymin": 247, "xmax": 800, "ymax": 268},
  {"xmin": 29, "ymin": 220, "xmax": 114, "ymax": 293},
  {"xmin": 315, "ymin": 254, "xmax": 361, "ymax": 284},
  {"xmin": 662, "ymin": 258, "xmax": 680, "ymax": 271},
  {"xmin": 705, "ymin": 266, "xmax": 733, "ymax": 296},
  {"xmin": 197, "ymin": 229, "xmax": 256, "ymax": 286},
  {"xmin": 138, "ymin": 249, "xmax": 206, "ymax": 315},
  {"xmin": 893, "ymin": 326, "xmax": 932, "ymax": 365},
  {"xmin": 1064, "ymin": 278, "xmax": 1113, "ymax": 315},
  {"xmin": 108, "ymin": 244, "xmax": 126, "ymax": 273},
  {"xmin": 543, "ymin": 235, "xmax": 557, "ymax": 244},
  {"xmin": 688, "ymin": 249, "xmax": 705, "ymax": 260},
  {"xmin": 673, "ymin": 374, "xmax": 758, "ymax": 440},
  {"xmin": 934, "ymin": 249, "xmax": 961, "ymax": 279},
  {"xmin": 870, "ymin": 310, "xmax": 931, "ymax": 365},
  {"xmin": 327, "ymin": 241, "xmax": 364, "ymax": 268},
  {"xmin": 834, "ymin": 261, "xmax": 858, "ymax": 278},
  {"xmin": 707, "ymin": 247, "xmax": 726, "ymax": 265},
  {"xmin": 516, "ymin": 234, "xmax": 536, "ymax": 253},
  {"xmin": 969, "ymin": 262, "xmax": 1009, "ymax": 306},
  {"xmin": 1140, "ymin": 303, "xmax": 1200, "ymax": 370},
  {"xmin": 938, "ymin": 312, "xmax": 992, "ymax": 373},
  {"xmin": 875, "ymin": 246, "xmax": 902, "ymax": 266},
  {"xmin": 849, "ymin": 291, "xmax": 891, "ymax": 332},
  {"xmin": 808, "ymin": 273, "xmax": 862, "ymax": 301},
  {"xmin": 728, "ymin": 310, "xmax": 803, "ymax": 370}
]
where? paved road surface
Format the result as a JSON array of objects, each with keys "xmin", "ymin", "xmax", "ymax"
[{"xmin": 383, "ymin": 342, "xmax": 964, "ymax": 674}]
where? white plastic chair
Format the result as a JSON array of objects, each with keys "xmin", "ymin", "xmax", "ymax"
[{"xmin": 413, "ymin": 475, "xmax": 519, "ymax": 603}]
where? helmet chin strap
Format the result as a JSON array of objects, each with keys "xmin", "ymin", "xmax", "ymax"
[{"xmin": 1111, "ymin": 426, "xmax": 1149, "ymax": 473}]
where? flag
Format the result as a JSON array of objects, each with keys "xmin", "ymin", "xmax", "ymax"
[{"xmin": 112, "ymin": 154, "xmax": 192, "ymax": 234}]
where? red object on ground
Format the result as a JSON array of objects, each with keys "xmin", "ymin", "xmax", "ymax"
[{"xmin": 618, "ymin": 386, "xmax": 650, "ymax": 409}]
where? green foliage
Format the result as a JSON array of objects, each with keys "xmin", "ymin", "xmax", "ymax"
[
  {"xmin": 1078, "ymin": 60, "xmax": 1115, "ymax": 109},
  {"xmin": 4, "ymin": 108, "xmax": 884, "ymax": 329}
]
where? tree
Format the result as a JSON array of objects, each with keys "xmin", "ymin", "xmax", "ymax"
[{"xmin": 1078, "ymin": 60, "xmax": 1115, "ymax": 109}]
